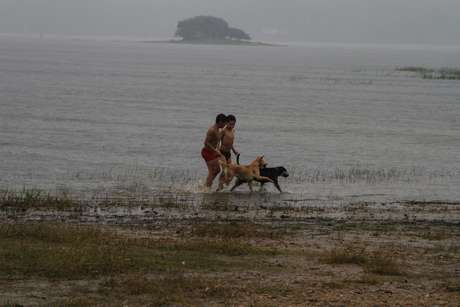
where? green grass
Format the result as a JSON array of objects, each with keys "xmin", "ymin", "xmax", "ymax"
[
  {"xmin": 0, "ymin": 223, "xmax": 278, "ymax": 280},
  {"xmin": 0, "ymin": 223, "xmax": 283, "ymax": 306},
  {"xmin": 14, "ymin": 273, "xmax": 235, "ymax": 306},
  {"xmin": 397, "ymin": 66, "xmax": 432, "ymax": 74},
  {"xmin": 0, "ymin": 189, "xmax": 77, "ymax": 209},
  {"xmin": 397, "ymin": 66, "xmax": 460, "ymax": 80}
]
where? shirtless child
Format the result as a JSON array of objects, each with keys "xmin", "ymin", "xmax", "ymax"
[
  {"xmin": 219, "ymin": 114, "xmax": 239, "ymax": 162},
  {"xmin": 201, "ymin": 114, "xmax": 227, "ymax": 188},
  {"xmin": 217, "ymin": 114, "xmax": 239, "ymax": 191}
]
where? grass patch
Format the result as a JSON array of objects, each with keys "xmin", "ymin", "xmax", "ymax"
[
  {"xmin": 323, "ymin": 245, "xmax": 368, "ymax": 265},
  {"xmin": 0, "ymin": 224, "xmax": 135, "ymax": 279},
  {"xmin": 363, "ymin": 253, "xmax": 404, "ymax": 276},
  {"xmin": 334, "ymin": 222, "xmax": 398, "ymax": 234},
  {"xmin": 170, "ymin": 238, "xmax": 277, "ymax": 257},
  {"xmin": 254, "ymin": 284, "xmax": 297, "ymax": 298},
  {"xmin": 352, "ymin": 274, "xmax": 382, "ymax": 285},
  {"xmin": 100, "ymin": 273, "xmax": 223, "ymax": 305},
  {"xmin": 0, "ymin": 223, "xmax": 277, "ymax": 280},
  {"xmin": 40, "ymin": 298, "xmax": 101, "ymax": 307},
  {"xmin": 47, "ymin": 273, "xmax": 240, "ymax": 306},
  {"xmin": 321, "ymin": 281, "xmax": 347, "ymax": 289},
  {"xmin": 190, "ymin": 222, "xmax": 289, "ymax": 240},
  {"xmin": 1, "ymin": 303, "xmax": 25, "ymax": 307},
  {"xmin": 322, "ymin": 245, "xmax": 405, "ymax": 276},
  {"xmin": 397, "ymin": 66, "xmax": 460, "ymax": 80},
  {"xmin": 418, "ymin": 230, "xmax": 451, "ymax": 241},
  {"xmin": 0, "ymin": 189, "xmax": 77, "ymax": 209},
  {"xmin": 397, "ymin": 66, "xmax": 432, "ymax": 74},
  {"xmin": 446, "ymin": 282, "xmax": 460, "ymax": 292}
]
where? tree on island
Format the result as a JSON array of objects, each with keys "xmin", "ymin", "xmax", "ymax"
[{"xmin": 175, "ymin": 16, "xmax": 251, "ymax": 41}]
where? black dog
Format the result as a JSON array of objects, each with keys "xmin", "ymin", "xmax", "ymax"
[
  {"xmin": 257, "ymin": 166, "xmax": 289, "ymax": 193},
  {"xmin": 233, "ymin": 154, "xmax": 289, "ymax": 193}
]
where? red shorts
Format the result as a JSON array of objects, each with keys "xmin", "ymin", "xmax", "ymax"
[{"xmin": 201, "ymin": 148, "xmax": 220, "ymax": 162}]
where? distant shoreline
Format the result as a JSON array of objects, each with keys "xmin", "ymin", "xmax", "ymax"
[{"xmin": 143, "ymin": 39, "xmax": 286, "ymax": 47}]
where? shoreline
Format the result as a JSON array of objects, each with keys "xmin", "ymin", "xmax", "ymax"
[{"xmin": 143, "ymin": 39, "xmax": 286, "ymax": 47}]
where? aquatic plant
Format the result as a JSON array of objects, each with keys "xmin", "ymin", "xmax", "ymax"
[
  {"xmin": 397, "ymin": 66, "xmax": 460, "ymax": 80},
  {"xmin": 0, "ymin": 188, "xmax": 76, "ymax": 209},
  {"xmin": 288, "ymin": 165, "xmax": 433, "ymax": 184}
]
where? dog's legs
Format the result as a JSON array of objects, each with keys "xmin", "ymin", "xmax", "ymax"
[
  {"xmin": 216, "ymin": 174, "xmax": 225, "ymax": 192},
  {"xmin": 216, "ymin": 173, "xmax": 227, "ymax": 192},
  {"xmin": 259, "ymin": 182, "xmax": 266, "ymax": 192},
  {"xmin": 273, "ymin": 180, "xmax": 283, "ymax": 193},
  {"xmin": 230, "ymin": 179, "xmax": 244, "ymax": 192},
  {"xmin": 255, "ymin": 175, "xmax": 274, "ymax": 183}
]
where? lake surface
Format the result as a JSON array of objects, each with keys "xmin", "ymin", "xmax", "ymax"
[{"xmin": 1, "ymin": 35, "xmax": 460, "ymax": 203}]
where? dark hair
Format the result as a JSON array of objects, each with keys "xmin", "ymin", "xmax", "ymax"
[
  {"xmin": 227, "ymin": 114, "xmax": 236, "ymax": 122},
  {"xmin": 216, "ymin": 113, "xmax": 227, "ymax": 124}
]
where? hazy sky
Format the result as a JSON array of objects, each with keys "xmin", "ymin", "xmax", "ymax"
[{"xmin": 1, "ymin": 0, "xmax": 459, "ymax": 45}]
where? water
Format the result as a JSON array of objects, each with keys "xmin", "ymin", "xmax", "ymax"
[{"xmin": 1, "ymin": 35, "xmax": 460, "ymax": 203}]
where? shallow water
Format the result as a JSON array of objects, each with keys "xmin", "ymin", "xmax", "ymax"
[{"xmin": 1, "ymin": 35, "xmax": 460, "ymax": 203}]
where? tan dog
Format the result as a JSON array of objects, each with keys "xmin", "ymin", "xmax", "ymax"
[{"xmin": 217, "ymin": 155, "xmax": 273, "ymax": 192}]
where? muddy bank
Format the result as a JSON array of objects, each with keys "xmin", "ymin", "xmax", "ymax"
[{"xmin": 1, "ymin": 191, "xmax": 459, "ymax": 225}]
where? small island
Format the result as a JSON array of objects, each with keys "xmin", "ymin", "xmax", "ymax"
[{"xmin": 146, "ymin": 16, "xmax": 283, "ymax": 47}]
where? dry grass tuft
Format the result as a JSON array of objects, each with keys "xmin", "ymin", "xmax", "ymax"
[
  {"xmin": 364, "ymin": 253, "xmax": 404, "ymax": 276},
  {"xmin": 323, "ymin": 245, "xmax": 368, "ymax": 265},
  {"xmin": 419, "ymin": 230, "xmax": 451, "ymax": 241},
  {"xmin": 322, "ymin": 245, "xmax": 405, "ymax": 276},
  {"xmin": 190, "ymin": 222, "xmax": 288, "ymax": 240},
  {"xmin": 446, "ymin": 282, "xmax": 460, "ymax": 292},
  {"xmin": 353, "ymin": 274, "xmax": 382, "ymax": 285},
  {"xmin": 100, "ymin": 273, "xmax": 229, "ymax": 305}
]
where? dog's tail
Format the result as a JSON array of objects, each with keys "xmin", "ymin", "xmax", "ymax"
[{"xmin": 218, "ymin": 159, "xmax": 230, "ymax": 177}]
